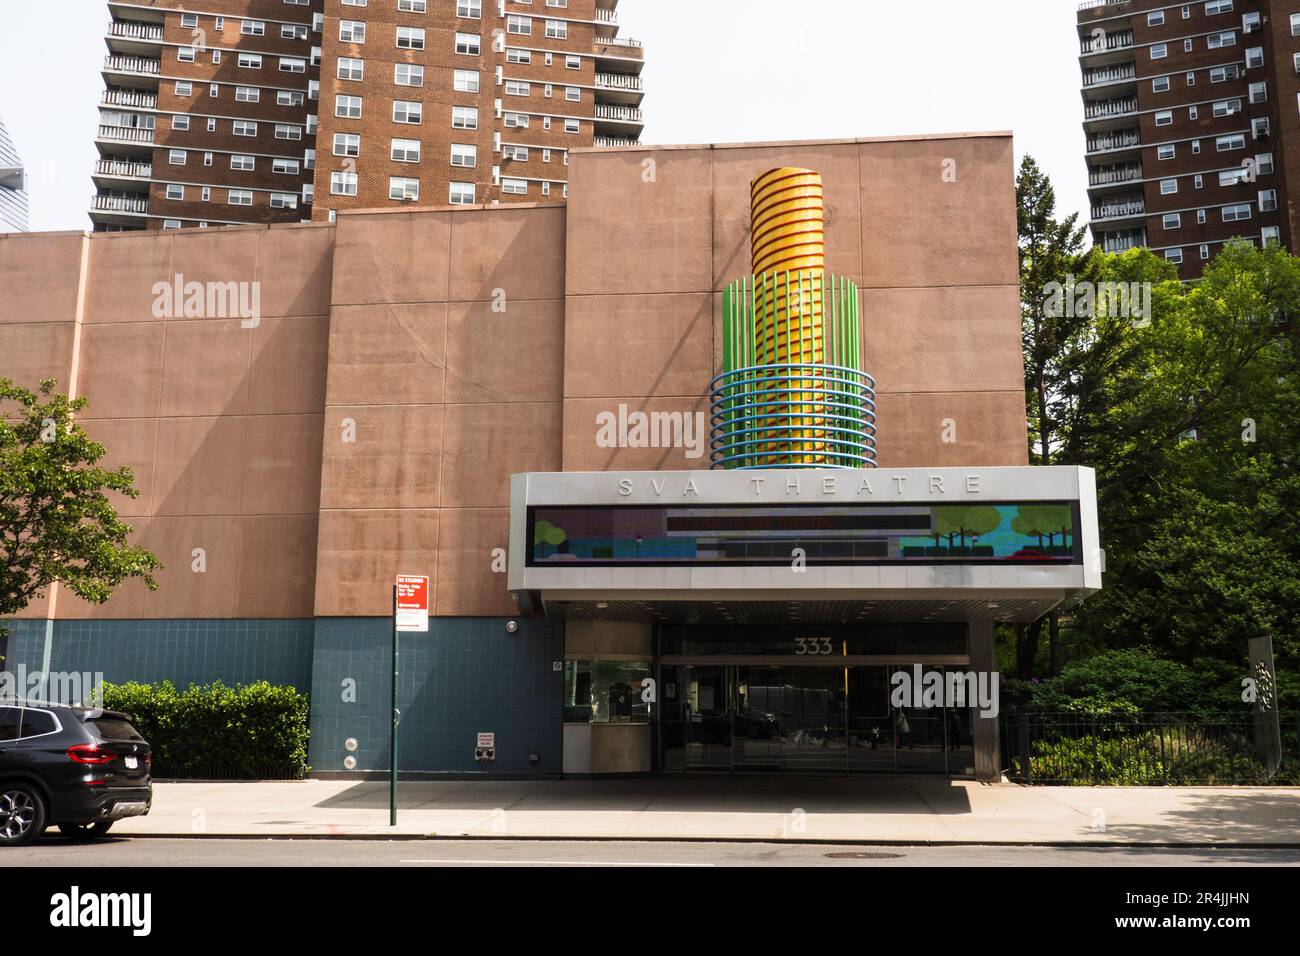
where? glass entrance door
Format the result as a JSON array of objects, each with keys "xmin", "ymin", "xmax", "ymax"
[
  {"xmin": 733, "ymin": 666, "xmax": 782, "ymax": 772},
  {"xmin": 846, "ymin": 665, "xmax": 896, "ymax": 773},
  {"xmin": 682, "ymin": 665, "xmax": 731, "ymax": 770},
  {"xmin": 779, "ymin": 666, "xmax": 847, "ymax": 772},
  {"xmin": 660, "ymin": 662, "xmax": 968, "ymax": 776},
  {"xmin": 894, "ymin": 665, "xmax": 949, "ymax": 774}
]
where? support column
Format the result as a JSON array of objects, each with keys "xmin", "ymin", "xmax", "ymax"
[{"xmin": 969, "ymin": 620, "xmax": 1000, "ymax": 782}]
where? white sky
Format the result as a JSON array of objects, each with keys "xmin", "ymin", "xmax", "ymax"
[{"xmin": 0, "ymin": 0, "xmax": 1091, "ymax": 234}]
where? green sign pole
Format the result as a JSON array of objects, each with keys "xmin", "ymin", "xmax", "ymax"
[{"xmin": 390, "ymin": 583, "xmax": 398, "ymax": 827}]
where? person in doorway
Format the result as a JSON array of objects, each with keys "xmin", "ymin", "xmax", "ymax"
[
  {"xmin": 948, "ymin": 709, "xmax": 963, "ymax": 751},
  {"xmin": 895, "ymin": 707, "xmax": 913, "ymax": 750}
]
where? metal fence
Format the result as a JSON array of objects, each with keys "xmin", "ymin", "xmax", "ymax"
[
  {"xmin": 151, "ymin": 764, "xmax": 309, "ymax": 782},
  {"xmin": 1002, "ymin": 713, "xmax": 1300, "ymax": 785}
]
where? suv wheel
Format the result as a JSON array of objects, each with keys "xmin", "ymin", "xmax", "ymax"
[
  {"xmin": 0, "ymin": 784, "xmax": 46, "ymax": 847},
  {"xmin": 59, "ymin": 821, "xmax": 115, "ymax": 841}
]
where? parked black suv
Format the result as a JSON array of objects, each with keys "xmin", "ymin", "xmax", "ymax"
[{"xmin": 0, "ymin": 700, "xmax": 151, "ymax": 846}]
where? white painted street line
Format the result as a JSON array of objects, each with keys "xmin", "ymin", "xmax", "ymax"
[{"xmin": 400, "ymin": 859, "xmax": 714, "ymax": 867}]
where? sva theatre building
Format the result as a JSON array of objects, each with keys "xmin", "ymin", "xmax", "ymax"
[{"xmin": 0, "ymin": 134, "xmax": 1101, "ymax": 781}]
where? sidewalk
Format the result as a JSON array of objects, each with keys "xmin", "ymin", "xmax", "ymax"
[{"xmin": 112, "ymin": 777, "xmax": 1300, "ymax": 845}]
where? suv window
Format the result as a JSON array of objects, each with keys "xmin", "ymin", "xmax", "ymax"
[
  {"xmin": 20, "ymin": 712, "xmax": 58, "ymax": 738},
  {"xmin": 0, "ymin": 707, "xmax": 19, "ymax": 741},
  {"xmin": 83, "ymin": 717, "xmax": 144, "ymax": 741},
  {"xmin": 19, "ymin": 709, "xmax": 58, "ymax": 738}
]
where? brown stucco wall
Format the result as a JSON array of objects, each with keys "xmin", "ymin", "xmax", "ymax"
[
  {"xmin": 314, "ymin": 202, "xmax": 566, "ymax": 617},
  {"xmin": 561, "ymin": 134, "xmax": 1027, "ymax": 472},
  {"xmin": 1, "ymin": 223, "xmax": 332, "ymax": 620},
  {"xmin": 0, "ymin": 133, "xmax": 1027, "ymax": 621}
]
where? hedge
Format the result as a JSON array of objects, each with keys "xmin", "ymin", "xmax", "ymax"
[
  {"xmin": 1011, "ymin": 648, "xmax": 1300, "ymax": 717},
  {"xmin": 102, "ymin": 680, "xmax": 310, "ymax": 780},
  {"xmin": 1025, "ymin": 728, "xmax": 1300, "ymax": 786}
]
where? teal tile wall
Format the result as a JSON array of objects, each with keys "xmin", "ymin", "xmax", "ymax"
[
  {"xmin": 0, "ymin": 618, "xmax": 314, "ymax": 692},
  {"xmin": 2, "ymin": 615, "xmax": 565, "ymax": 776},
  {"xmin": 1, "ymin": 619, "xmax": 48, "ymax": 678},
  {"xmin": 309, "ymin": 616, "xmax": 564, "ymax": 775}
]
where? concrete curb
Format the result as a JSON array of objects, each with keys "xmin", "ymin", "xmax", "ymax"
[{"xmin": 100, "ymin": 833, "xmax": 1300, "ymax": 848}]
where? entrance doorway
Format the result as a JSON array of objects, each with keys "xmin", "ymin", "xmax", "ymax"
[{"xmin": 661, "ymin": 663, "xmax": 974, "ymax": 776}]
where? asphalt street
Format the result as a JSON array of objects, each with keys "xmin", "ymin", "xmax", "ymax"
[{"xmin": 7, "ymin": 838, "xmax": 1300, "ymax": 867}]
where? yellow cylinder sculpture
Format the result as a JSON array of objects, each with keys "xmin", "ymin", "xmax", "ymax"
[
  {"xmin": 751, "ymin": 167, "xmax": 828, "ymax": 462},
  {"xmin": 713, "ymin": 166, "xmax": 874, "ymax": 470},
  {"xmin": 751, "ymin": 167, "xmax": 825, "ymax": 367}
]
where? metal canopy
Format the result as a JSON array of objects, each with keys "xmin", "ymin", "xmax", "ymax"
[
  {"xmin": 542, "ymin": 596, "xmax": 1074, "ymax": 625},
  {"xmin": 508, "ymin": 466, "xmax": 1103, "ymax": 623}
]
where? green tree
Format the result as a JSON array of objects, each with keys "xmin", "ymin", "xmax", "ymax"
[
  {"xmin": 933, "ymin": 505, "xmax": 1002, "ymax": 548},
  {"xmin": 1011, "ymin": 504, "xmax": 1073, "ymax": 549},
  {"xmin": 1017, "ymin": 154, "xmax": 1098, "ymax": 468},
  {"xmin": 1054, "ymin": 241, "xmax": 1300, "ymax": 683},
  {"xmin": 1013, "ymin": 159, "xmax": 1299, "ymax": 695},
  {"xmin": 0, "ymin": 378, "xmax": 161, "ymax": 617},
  {"xmin": 1015, "ymin": 155, "xmax": 1098, "ymax": 675}
]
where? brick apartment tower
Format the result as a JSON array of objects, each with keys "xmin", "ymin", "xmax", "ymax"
[
  {"xmin": 91, "ymin": 0, "xmax": 644, "ymax": 232},
  {"xmin": 1078, "ymin": 0, "xmax": 1300, "ymax": 278}
]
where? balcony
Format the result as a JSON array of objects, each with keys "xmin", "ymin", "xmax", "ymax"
[
  {"xmin": 1091, "ymin": 197, "xmax": 1145, "ymax": 221},
  {"xmin": 595, "ymin": 8, "xmax": 618, "ymax": 24},
  {"xmin": 1082, "ymin": 63, "xmax": 1135, "ymax": 87},
  {"xmin": 103, "ymin": 55, "xmax": 159, "ymax": 76},
  {"xmin": 97, "ymin": 124, "xmax": 154, "ymax": 144},
  {"xmin": 1089, "ymin": 162, "xmax": 1142, "ymax": 186},
  {"xmin": 1099, "ymin": 229, "xmax": 1146, "ymax": 254},
  {"xmin": 595, "ymin": 104, "xmax": 643, "ymax": 123},
  {"xmin": 593, "ymin": 34, "xmax": 644, "ymax": 65},
  {"xmin": 1078, "ymin": 0, "xmax": 1131, "ymax": 11},
  {"xmin": 1084, "ymin": 97, "xmax": 1137, "ymax": 119},
  {"xmin": 596, "ymin": 72, "xmax": 642, "ymax": 91},
  {"xmin": 595, "ymin": 71, "xmax": 643, "ymax": 106},
  {"xmin": 94, "ymin": 159, "xmax": 152, "ymax": 178},
  {"xmin": 107, "ymin": 21, "xmax": 162, "ymax": 41},
  {"xmin": 94, "ymin": 159, "xmax": 152, "ymax": 179},
  {"xmin": 92, "ymin": 194, "xmax": 149, "ymax": 215},
  {"xmin": 1080, "ymin": 30, "xmax": 1133, "ymax": 55},
  {"xmin": 1086, "ymin": 129, "xmax": 1140, "ymax": 153},
  {"xmin": 101, "ymin": 89, "xmax": 157, "ymax": 109},
  {"xmin": 594, "ymin": 136, "xmax": 641, "ymax": 148},
  {"xmin": 596, "ymin": 35, "xmax": 641, "ymax": 49}
]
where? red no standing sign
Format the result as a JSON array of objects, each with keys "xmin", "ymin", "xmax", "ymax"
[{"xmin": 395, "ymin": 574, "xmax": 429, "ymax": 632}]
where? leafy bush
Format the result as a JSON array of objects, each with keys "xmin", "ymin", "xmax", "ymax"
[
  {"xmin": 1025, "ymin": 727, "xmax": 1300, "ymax": 786},
  {"xmin": 1025, "ymin": 649, "xmax": 1196, "ymax": 714},
  {"xmin": 1006, "ymin": 646, "xmax": 1300, "ymax": 721},
  {"xmin": 102, "ymin": 680, "xmax": 309, "ymax": 780}
]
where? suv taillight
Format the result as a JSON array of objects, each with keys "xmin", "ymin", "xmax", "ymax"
[{"xmin": 66, "ymin": 744, "xmax": 114, "ymax": 765}]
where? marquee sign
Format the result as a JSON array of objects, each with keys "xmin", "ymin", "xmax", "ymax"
[
  {"xmin": 507, "ymin": 467, "xmax": 1103, "ymax": 607},
  {"xmin": 528, "ymin": 501, "xmax": 1080, "ymax": 568}
]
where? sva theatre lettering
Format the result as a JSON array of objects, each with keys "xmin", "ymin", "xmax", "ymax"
[{"xmin": 615, "ymin": 474, "xmax": 986, "ymax": 498}]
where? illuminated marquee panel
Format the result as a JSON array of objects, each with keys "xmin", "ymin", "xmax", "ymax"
[{"xmin": 528, "ymin": 502, "xmax": 1080, "ymax": 568}]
